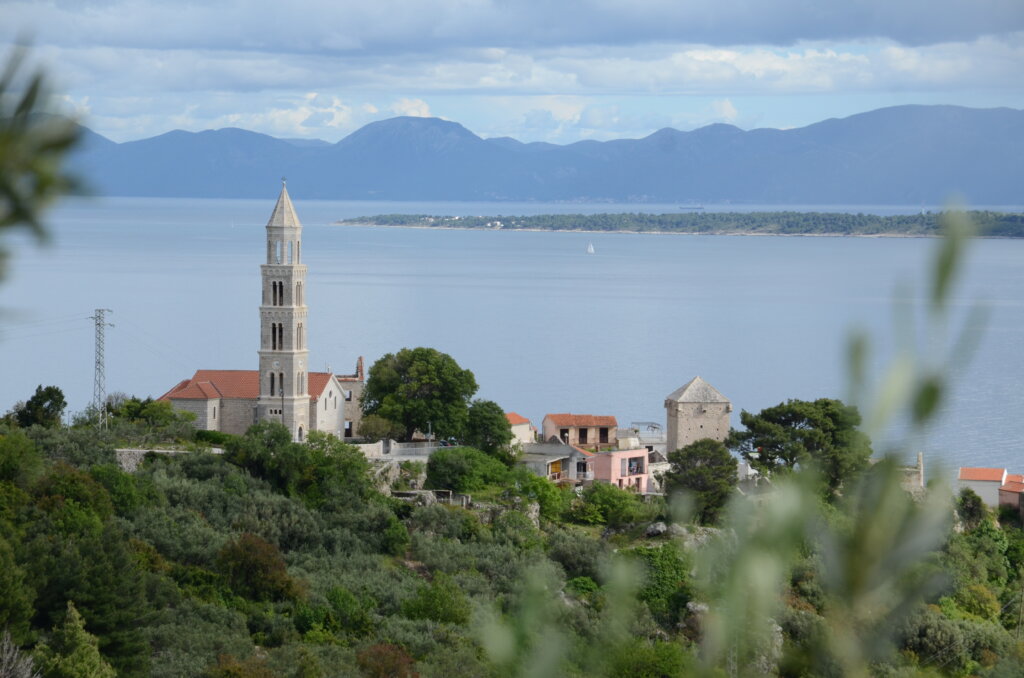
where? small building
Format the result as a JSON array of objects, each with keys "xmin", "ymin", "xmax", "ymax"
[
  {"xmin": 957, "ymin": 467, "xmax": 1008, "ymax": 507},
  {"xmin": 519, "ymin": 442, "xmax": 593, "ymax": 483},
  {"xmin": 999, "ymin": 474, "xmax": 1024, "ymax": 514},
  {"xmin": 542, "ymin": 413, "xmax": 618, "ymax": 450},
  {"xmin": 591, "ymin": 448, "xmax": 650, "ymax": 493},
  {"xmin": 336, "ymin": 357, "xmax": 366, "ymax": 440},
  {"xmin": 506, "ymin": 412, "xmax": 536, "ymax": 445}
]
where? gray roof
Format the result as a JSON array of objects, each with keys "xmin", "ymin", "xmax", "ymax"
[
  {"xmin": 266, "ymin": 182, "xmax": 302, "ymax": 229},
  {"xmin": 665, "ymin": 376, "xmax": 730, "ymax": 403}
]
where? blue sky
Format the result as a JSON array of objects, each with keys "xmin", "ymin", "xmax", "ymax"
[{"xmin": 3, "ymin": 0, "xmax": 1022, "ymax": 143}]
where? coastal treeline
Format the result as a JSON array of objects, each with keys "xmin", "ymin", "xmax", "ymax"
[{"xmin": 338, "ymin": 210, "xmax": 1024, "ymax": 237}]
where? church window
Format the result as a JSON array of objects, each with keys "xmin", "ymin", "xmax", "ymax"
[
  {"xmin": 270, "ymin": 372, "xmax": 275, "ymax": 395},
  {"xmin": 213, "ymin": 406, "xmax": 216, "ymax": 419},
  {"xmin": 296, "ymin": 282, "xmax": 303, "ymax": 305},
  {"xmin": 296, "ymin": 242, "xmax": 301, "ymax": 263},
  {"xmin": 275, "ymin": 241, "xmax": 282, "ymax": 264},
  {"xmin": 298, "ymin": 426, "xmax": 304, "ymax": 441},
  {"xmin": 288, "ymin": 241, "xmax": 294, "ymax": 264},
  {"xmin": 279, "ymin": 372, "xmax": 284, "ymax": 395},
  {"xmin": 277, "ymin": 324, "xmax": 283, "ymax": 350},
  {"xmin": 297, "ymin": 323, "xmax": 303, "ymax": 349}
]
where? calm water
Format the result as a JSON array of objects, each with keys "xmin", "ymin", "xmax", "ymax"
[{"xmin": 3, "ymin": 197, "xmax": 1023, "ymax": 476}]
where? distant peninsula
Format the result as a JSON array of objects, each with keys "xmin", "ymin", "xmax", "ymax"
[{"xmin": 336, "ymin": 211, "xmax": 1024, "ymax": 237}]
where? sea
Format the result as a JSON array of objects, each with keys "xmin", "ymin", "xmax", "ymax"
[{"xmin": 3, "ymin": 197, "xmax": 1023, "ymax": 480}]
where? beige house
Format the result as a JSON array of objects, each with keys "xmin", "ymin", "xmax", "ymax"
[
  {"xmin": 542, "ymin": 413, "xmax": 617, "ymax": 450},
  {"xmin": 506, "ymin": 412, "xmax": 536, "ymax": 445},
  {"xmin": 957, "ymin": 467, "xmax": 1008, "ymax": 507}
]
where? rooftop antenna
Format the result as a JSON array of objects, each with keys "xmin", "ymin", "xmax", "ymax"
[{"xmin": 91, "ymin": 309, "xmax": 114, "ymax": 427}]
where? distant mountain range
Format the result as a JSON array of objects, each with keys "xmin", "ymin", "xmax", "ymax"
[{"xmin": 69, "ymin": 105, "xmax": 1024, "ymax": 205}]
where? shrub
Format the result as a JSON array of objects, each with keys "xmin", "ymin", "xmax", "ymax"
[
  {"xmin": 215, "ymin": 533, "xmax": 300, "ymax": 602},
  {"xmin": 425, "ymin": 447, "xmax": 508, "ymax": 493},
  {"xmin": 401, "ymin": 573, "xmax": 471, "ymax": 625},
  {"xmin": 569, "ymin": 482, "xmax": 647, "ymax": 527}
]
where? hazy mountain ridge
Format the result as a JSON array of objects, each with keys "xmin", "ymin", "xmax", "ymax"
[{"xmin": 69, "ymin": 105, "xmax": 1024, "ymax": 204}]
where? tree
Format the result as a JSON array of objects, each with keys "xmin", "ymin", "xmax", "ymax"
[
  {"xmin": 356, "ymin": 413, "xmax": 404, "ymax": 442},
  {"xmin": 34, "ymin": 601, "xmax": 116, "ymax": 678},
  {"xmin": 663, "ymin": 438, "xmax": 738, "ymax": 525},
  {"xmin": 956, "ymin": 487, "xmax": 986, "ymax": 531},
  {"xmin": 13, "ymin": 385, "xmax": 66, "ymax": 429},
  {"xmin": 0, "ymin": 47, "xmax": 79, "ymax": 284},
  {"xmin": 463, "ymin": 399, "xmax": 513, "ymax": 459},
  {"xmin": 215, "ymin": 533, "xmax": 299, "ymax": 602},
  {"xmin": 361, "ymin": 347, "xmax": 478, "ymax": 441},
  {"xmin": 425, "ymin": 446, "xmax": 508, "ymax": 493},
  {"xmin": 0, "ymin": 630, "xmax": 40, "ymax": 678},
  {"xmin": 727, "ymin": 398, "xmax": 871, "ymax": 495}
]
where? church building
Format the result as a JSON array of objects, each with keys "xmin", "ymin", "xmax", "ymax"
[{"xmin": 160, "ymin": 183, "xmax": 364, "ymax": 441}]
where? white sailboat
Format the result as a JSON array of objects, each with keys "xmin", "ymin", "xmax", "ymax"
[{"xmin": 586, "ymin": 241, "xmax": 595, "ymax": 255}]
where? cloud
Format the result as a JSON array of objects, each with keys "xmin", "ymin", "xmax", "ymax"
[
  {"xmin": 711, "ymin": 99, "xmax": 739, "ymax": 122},
  {"xmin": 389, "ymin": 98, "xmax": 431, "ymax": 117},
  {"xmin": 4, "ymin": 0, "xmax": 1022, "ymax": 52}
]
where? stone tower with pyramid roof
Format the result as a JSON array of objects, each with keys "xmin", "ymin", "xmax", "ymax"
[
  {"xmin": 256, "ymin": 181, "xmax": 310, "ymax": 440},
  {"xmin": 664, "ymin": 376, "xmax": 732, "ymax": 453}
]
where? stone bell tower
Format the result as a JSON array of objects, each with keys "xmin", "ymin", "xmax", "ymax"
[{"xmin": 257, "ymin": 181, "xmax": 310, "ymax": 441}]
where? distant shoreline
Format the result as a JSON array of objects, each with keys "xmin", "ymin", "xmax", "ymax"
[{"xmin": 334, "ymin": 211, "xmax": 1024, "ymax": 238}]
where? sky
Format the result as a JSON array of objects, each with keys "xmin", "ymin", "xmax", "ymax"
[{"xmin": 2, "ymin": 0, "xmax": 1023, "ymax": 144}]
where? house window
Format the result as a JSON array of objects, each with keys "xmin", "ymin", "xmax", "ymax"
[
  {"xmin": 578, "ymin": 428, "xmax": 588, "ymax": 444},
  {"xmin": 344, "ymin": 421, "xmax": 352, "ymax": 438},
  {"xmin": 628, "ymin": 456, "xmax": 645, "ymax": 475},
  {"xmin": 599, "ymin": 427, "xmax": 609, "ymax": 443},
  {"xmin": 345, "ymin": 390, "xmax": 353, "ymax": 402},
  {"xmin": 213, "ymin": 406, "xmax": 216, "ymax": 419},
  {"xmin": 560, "ymin": 428, "xmax": 569, "ymax": 443},
  {"xmin": 576, "ymin": 461, "xmax": 588, "ymax": 474}
]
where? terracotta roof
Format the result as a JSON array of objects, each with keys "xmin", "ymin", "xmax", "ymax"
[
  {"xmin": 160, "ymin": 369, "xmax": 333, "ymax": 401},
  {"xmin": 666, "ymin": 376, "xmax": 730, "ymax": 403},
  {"xmin": 544, "ymin": 413, "xmax": 618, "ymax": 427},
  {"xmin": 506, "ymin": 412, "xmax": 531, "ymax": 426},
  {"xmin": 958, "ymin": 467, "xmax": 1007, "ymax": 482},
  {"xmin": 1007, "ymin": 474, "xmax": 1024, "ymax": 484},
  {"xmin": 1000, "ymin": 481, "xmax": 1024, "ymax": 494},
  {"xmin": 570, "ymin": 445, "xmax": 595, "ymax": 457}
]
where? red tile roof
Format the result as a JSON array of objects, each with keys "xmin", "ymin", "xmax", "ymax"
[
  {"xmin": 1000, "ymin": 481, "xmax": 1024, "ymax": 494},
  {"xmin": 958, "ymin": 467, "xmax": 1007, "ymax": 482},
  {"xmin": 1007, "ymin": 474, "xmax": 1024, "ymax": 484},
  {"xmin": 160, "ymin": 369, "xmax": 334, "ymax": 401},
  {"xmin": 506, "ymin": 412, "xmax": 531, "ymax": 426},
  {"xmin": 544, "ymin": 413, "xmax": 618, "ymax": 427}
]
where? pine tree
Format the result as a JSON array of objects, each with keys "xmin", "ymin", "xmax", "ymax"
[{"xmin": 35, "ymin": 601, "xmax": 116, "ymax": 678}]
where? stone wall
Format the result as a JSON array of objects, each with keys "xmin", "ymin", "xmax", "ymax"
[
  {"xmin": 220, "ymin": 398, "xmax": 259, "ymax": 436},
  {"xmin": 665, "ymin": 401, "xmax": 731, "ymax": 453}
]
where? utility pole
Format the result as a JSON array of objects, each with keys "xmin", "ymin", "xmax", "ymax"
[{"xmin": 91, "ymin": 309, "xmax": 113, "ymax": 427}]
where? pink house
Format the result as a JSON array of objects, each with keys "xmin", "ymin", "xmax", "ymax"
[{"xmin": 590, "ymin": 448, "xmax": 649, "ymax": 493}]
